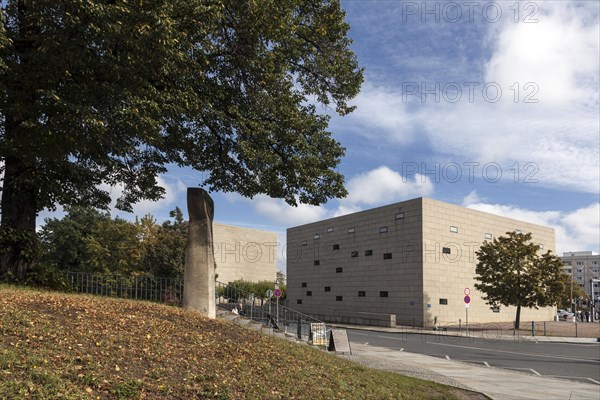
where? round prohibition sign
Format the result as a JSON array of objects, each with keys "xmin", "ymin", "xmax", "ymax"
[
  {"xmin": 464, "ymin": 288, "xmax": 470, "ymax": 296},
  {"xmin": 273, "ymin": 288, "xmax": 282, "ymax": 298},
  {"xmin": 464, "ymin": 295, "xmax": 471, "ymax": 304}
]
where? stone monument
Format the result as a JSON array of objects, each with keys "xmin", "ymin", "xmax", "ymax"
[{"xmin": 183, "ymin": 188, "xmax": 216, "ymax": 318}]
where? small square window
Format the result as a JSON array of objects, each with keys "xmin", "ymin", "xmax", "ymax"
[
  {"xmin": 314, "ymin": 260, "xmax": 320, "ymax": 266},
  {"xmin": 297, "ymin": 299, "xmax": 303, "ymax": 304},
  {"xmin": 336, "ymin": 267, "xmax": 343, "ymax": 273},
  {"xmin": 327, "ymin": 227, "xmax": 334, "ymax": 233},
  {"xmin": 442, "ymin": 247, "xmax": 451, "ymax": 254},
  {"xmin": 439, "ymin": 298, "xmax": 448, "ymax": 305},
  {"xmin": 484, "ymin": 233, "xmax": 492, "ymax": 240},
  {"xmin": 336, "ymin": 296, "xmax": 343, "ymax": 301},
  {"xmin": 450, "ymin": 226, "xmax": 458, "ymax": 233},
  {"xmin": 379, "ymin": 226, "xmax": 388, "ymax": 233},
  {"xmin": 301, "ymin": 282, "xmax": 307, "ymax": 288},
  {"xmin": 358, "ymin": 291, "xmax": 366, "ymax": 297},
  {"xmin": 324, "ymin": 286, "xmax": 331, "ymax": 292},
  {"xmin": 302, "ymin": 241, "xmax": 307, "ymax": 246},
  {"xmin": 395, "ymin": 212, "xmax": 405, "ymax": 220},
  {"xmin": 348, "ymin": 227, "xmax": 355, "ymax": 234},
  {"xmin": 383, "ymin": 253, "xmax": 392, "ymax": 260},
  {"xmin": 314, "ymin": 234, "xmax": 320, "ymax": 240},
  {"xmin": 380, "ymin": 291, "xmax": 388, "ymax": 297},
  {"xmin": 351, "ymin": 251, "xmax": 359, "ymax": 258},
  {"xmin": 306, "ymin": 291, "xmax": 312, "ymax": 296},
  {"xmin": 333, "ymin": 244, "xmax": 340, "ymax": 251},
  {"xmin": 365, "ymin": 250, "xmax": 373, "ymax": 256}
]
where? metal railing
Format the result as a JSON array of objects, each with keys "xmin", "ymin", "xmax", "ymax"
[
  {"xmin": 215, "ymin": 281, "xmax": 329, "ymax": 344},
  {"xmin": 66, "ymin": 272, "xmax": 183, "ymax": 306}
]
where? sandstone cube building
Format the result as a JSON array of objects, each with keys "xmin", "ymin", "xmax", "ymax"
[
  {"xmin": 212, "ymin": 223, "xmax": 278, "ymax": 284},
  {"xmin": 287, "ymin": 197, "xmax": 556, "ymax": 327}
]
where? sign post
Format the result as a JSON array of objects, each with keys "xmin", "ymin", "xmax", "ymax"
[
  {"xmin": 464, "ymin": 288, "xmax": 471, "ymax": 336},
  {"xmin": 266, "ymin": 289, "xmax": 273, "ymax": 321},
  {"xmin": 274, "ymin": 288, "xmax": 282, "ymax": 325}
]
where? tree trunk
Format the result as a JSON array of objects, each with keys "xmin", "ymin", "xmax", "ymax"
[
  {"xmin": 0, "ymin": 0, "xmax": 40, "ymax": 281},
  {"xmin": 514, "ymin": 304, "xmax": 521, "ymax": 330},
  {"xmin": 0, "ymin": 153, "xmax": 38, "ymax": 280}
]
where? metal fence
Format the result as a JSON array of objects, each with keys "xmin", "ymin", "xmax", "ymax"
[
  {"xmin": 216, "ymin": 281, "xmax": 329, "ymax": 344},
  {"xmin": 66, "ymin": 272, "xmax": 183, "ymax": 306}
]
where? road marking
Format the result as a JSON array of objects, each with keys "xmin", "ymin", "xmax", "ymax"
[
  {"xmin": 453, "ymin": 360, "xmax": 491, "ymax": 367},
  {"xmin": 445, "ymin": 355, "xmax": 451, "ymax": 360},
  {"xmin": 502, "ymin": 367, "xmax": 541, "ymax": 376},
  {"xmin": 364, "ymin": 342, "xmax": 369, "ymax": 345},
  {"xmin": 376, "ymin": 334, "xmax": 403, "ymax": 340},
  {"xmin": 546, "ymin": 375, "xmax": 600, "ymax": 385},
  {"xmin": 400, "ymin": 348, "xmax": 404, "ymax": 352},
  {"xmin": 426, "ymin": 341, "xmax": 600, "ymax": 363}
]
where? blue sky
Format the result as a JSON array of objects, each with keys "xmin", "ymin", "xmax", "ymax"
[{"xmin": 39, "ymin": 1, "xmax": 600, "ymax": 270}]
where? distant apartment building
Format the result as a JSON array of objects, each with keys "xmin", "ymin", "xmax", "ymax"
[
  {"xmin": 287, "ymin": 197, "xmax": 556, "ymax": 327},
  {"xmin": 560, "ymin": 251, "xmax": 600, "ymax": 302},
  {"xmin": 212, "ymin": 223, "xmax": 277, "ymax": 284}
]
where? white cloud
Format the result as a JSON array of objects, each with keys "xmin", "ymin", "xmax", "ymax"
[
  {"xmin": 236, "ymin": 166, "xmax": 434, "ymax": 224},
  {"xmin": 251, "ymin": 195, "xmax": 327, "ymax": 227},
  {"xmin": 339, "ymin": 83, "xmax": 418, "ymax": 144},
  {"xmin": 464, "ymin": 200, "xmax": 600, "ymax": 255},
  {"xmin": 340, "ymin": 3, "xmax": 600, "ymax": 195},
  {"xmin": 485, "ymin": 1, "xmax": 599, "ymax": 107},
  {"xmin": 420, "ymin": 1, "xmax": 600, "ymax": 191},
  {"xmin": 339, "ymin": 166, "xmax": 434, "ymax": 212},
  {"xmin": 462, "ymin": 190, "xmax": 482, "ymax": 206}
]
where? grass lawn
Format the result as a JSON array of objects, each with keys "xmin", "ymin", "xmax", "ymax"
[{"xmin": 1, "ymin": 285, "xmax": 477, "ymax": 399}]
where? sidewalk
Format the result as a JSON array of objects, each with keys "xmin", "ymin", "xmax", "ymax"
[
  {"xmin": 222, "ymin": 312, "xmax": 599, "ymax": 399},
  {"xmin": 349, "ymin": 342, "xmax": 600, "ymax": 400}
]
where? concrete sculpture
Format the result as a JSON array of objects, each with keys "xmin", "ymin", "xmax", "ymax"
[{"xmin": 183, "ymin": 188, "xmax": 216, "ymax": 318}]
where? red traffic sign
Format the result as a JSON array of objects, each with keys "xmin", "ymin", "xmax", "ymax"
[
  {"xmin": 274, "ymin": 288, "xmax": 282, "ymax": 298},
  {"xmin": 464, "ymin": 295, "xmax": 471, "ymax": 304},
  {"xmin": 464, "ymin": 288, "xmax": 470, "ymax": 296}
]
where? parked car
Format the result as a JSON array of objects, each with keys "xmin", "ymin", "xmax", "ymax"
[{"xmin": 556, "ymin": 309, "xmax": 574, "ymax": 320}]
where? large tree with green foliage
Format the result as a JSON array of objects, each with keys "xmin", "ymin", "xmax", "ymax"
[
  {"xmin": 140, "ymin": 207, "xmax": 188, "ymax": 278},
  {"xmin": 475, "ymin": 232, "xmax": 566, "ymax": 329},
  {"xmin": 0, "ymin": 0, "xmax": 363, "ymax": 279},
  {"xmin": 39, "ymin": 206, "xmax": 110, "ymax": 272}
]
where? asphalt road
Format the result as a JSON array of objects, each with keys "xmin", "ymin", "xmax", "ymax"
[{"xmin": 346, "ymin": 329, "xmax": 600, "ymax": 385}]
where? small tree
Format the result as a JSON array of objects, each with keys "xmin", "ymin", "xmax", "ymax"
[
  {"xmin": 558, "ymin": 273, "xmax": 586, "ymax": 310},
  {"xmin": 475, "ymin": 232, "xmax": 566, "ymax": 329}
]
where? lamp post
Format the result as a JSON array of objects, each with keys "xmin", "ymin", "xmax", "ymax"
[{"xmin": 570, "ymin": 253, "xmax": 575, "ymax": 314}]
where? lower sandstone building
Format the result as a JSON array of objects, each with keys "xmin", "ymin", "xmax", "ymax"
[
  {"xmin": 287, "ymin": 197, "xmax": 556, "ymax": 327},
  {"xmin": 212, "ymin": 223, "xmax": 277, "ymax": 284}
]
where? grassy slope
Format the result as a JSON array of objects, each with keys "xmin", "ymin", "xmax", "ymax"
[{"xmin": 1, "ymin": 286, "xmax": 467, "ymax": 399}]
